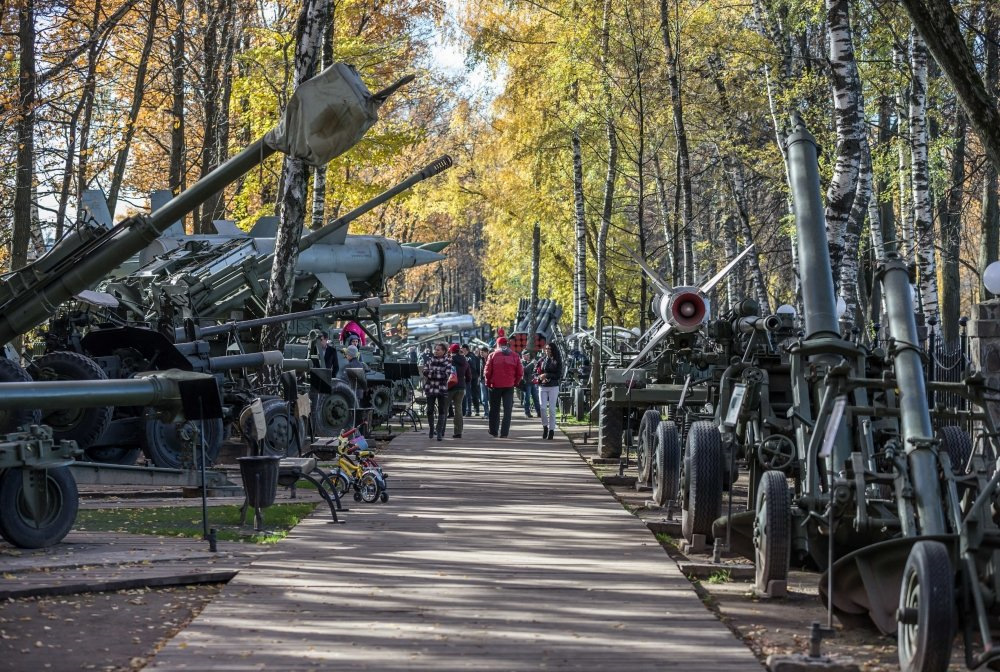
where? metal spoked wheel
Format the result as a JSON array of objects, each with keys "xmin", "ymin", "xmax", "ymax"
[
  {"xmin": 0, "ymin": 467, "xmax": 78, "ymax": 549},
  {"xmin": 681, "ymin": 421, "xmax": 723, "ymax": 542},
  {"xmin": 142, "ymin": 417, "xmax": 224, "ymax": 469},
  {"xmin": 636, "ymin": 410, "xmax": 660, "ymax": 488},
  {"xmin": 652, "ymin": 421, "xmax": 680, "ymax": 506},
  {"xmin": 598, "ymin": 402, "xmax": 623, "ymax": 459},
  {"xmin": 333, "ymin": 472, "xmax": 351, "ymax": 498},
  {"xmin": 897, "ymin": 540, "xmax": 954, "ymax": 672},
  {"xmin": 753, "ymin": 470, "xmax": 790, "ymax": 595}
]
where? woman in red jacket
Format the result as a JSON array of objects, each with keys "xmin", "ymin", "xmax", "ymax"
[{"xmin": 484, "ymin": 337, "xmax": 523, "ymax": 438}]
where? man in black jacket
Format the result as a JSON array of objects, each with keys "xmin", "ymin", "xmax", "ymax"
[{"xmin": 463, "ymin": 344, "xmax": 481, "ymax": 416}]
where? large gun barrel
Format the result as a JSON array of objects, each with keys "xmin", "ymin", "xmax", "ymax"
[
  {"xmin": 208, "ymin": 350, "xmax": 283, "ymax": 371},
  {"xmin": 786, "ymin": 117, "xmax": 840, "ymax": 344},
  {"xmin": 737, "ymin": 315, "xmax": 781, "ymax": 334},
  {"xmin": 182, "ymin": 298, "xmax": 380, "ymax": 340}
]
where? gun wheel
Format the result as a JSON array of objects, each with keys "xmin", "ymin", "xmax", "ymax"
[
  {"xmin": 598, "ymin": 402, "xmax": 623, "ymax": 459},
  {"xmin": 936, "ymin": 426, "xmax": 972, "ymax": 475},
  {"xmin": 0, "ymin": 359, "xmax": 40, "ymax": 433},
  {"xmin": 241, "ymin": 398, "xmax": 304, "ymax": 458},
  {"xmin": 898, "ymin": 540, "xmax": 954, "ymax": 672},
  {"xmin": 370, "ymin": 385, "xmax": 393, "ymax": 420},
  {"xmin": 311, "ymin": 384, "xmax": 357, "ymax": 437},
  {"xmin": 681, "ymin": 421, "xmax": 723, "ymax": 542},
  {"xmin": 636, "ymin": 410, "xmax": 660, "ymax": 488},
  {"xmin": 33, "ymin": 352, "xmax": 112, "ymax": 452},
  {"xmin": 753, "ymin": 470, "xmax": 790, "ymax": 596},
  {"xmin": 0, "ymin": 467, "xmax": 78, "ymax": 549},
  {"xmin": 142, "ymin": 417, "xmax": 223, "ymax": 469},
  {"xmin": 652, "ymin": 421, "xmax": 681, "ymax": 506}
]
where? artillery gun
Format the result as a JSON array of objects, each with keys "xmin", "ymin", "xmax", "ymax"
[
  {"xmin": 0, "ymin": 63, "xmax": 406, "ymax": 468},
  {"xmin": 695, "ymin": 117, "xmax": 1000, "ymax": 672},
  {"xmin": 509, "ymin": 299, "xmax": 564, "ymax": 354},
  {"xmin": 0, "ymin": 368, "xmax": 222, "ymax": 548}
]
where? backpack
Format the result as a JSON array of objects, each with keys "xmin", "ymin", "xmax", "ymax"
[{"xmin": 447, "ymin": 365, "xmax": 459, "ymax": 389}]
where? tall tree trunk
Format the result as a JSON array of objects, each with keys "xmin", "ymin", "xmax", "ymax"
[
  {"xmin": 260, "ymin": 0, "xmax": 328, "ymax": 353},
  {"xmin": 824, "ymin": 0, "xmax": 862, "ymax": 290},
  {"xmin": 529, "ymin": 222, "xmax": 540, "ymax": 357},
  {"xmin": 169, "ymin": 0, "xmax": 186, "ymax": 205},
  {"xmin": 940, "ymin": 111, "xmax": 966, "ymax": 345},
  {"xmin": 659, "ymin": 0, "xmax": 693, "ymax": 284},
  {"xmin": 572, "ymin": 127, "xmax": 588, "ymax": 336},
  {"xmin": 910, "ymin": 30, "xmax": 939, "ymax": 326},
  {"xmin": 652, "ymin": 153, "xmax": 673, "ymax": 279},
  {"xmin": 107, "ymin": 0, "xmax": 160, "ymax": 215},
  {"xmin": 11, "ymin": 0, "xmax": 36, "ymax": 276},
  {"xmin": 980, "ymin": 4, "xmax": 999, "ymax": 299},
  {"xmin": 894, "ymin": 45, "xmax": 915, "ymax": 262},
  {"xmin": 310, "ymin": 14, "xmax": 334, "ymax": 230}
]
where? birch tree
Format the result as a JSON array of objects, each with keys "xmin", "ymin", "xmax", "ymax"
[
  {"xmin": 260, "ymin": 0, "xmax": 328, "ymax": 353},
  {"xmin": 981, "ymin": 5, "xmax": 999, "ymax": 298},
  {"xmin": 909, "ymin": 30, "xmax": 939, "ymax": 325},
  {"xmin": 572, "ymin": 126, "xmax": 588, "ymax": 336},
  {"xmin": 939, "ymin": 111, "xmax": 965, "ymax": 344}
]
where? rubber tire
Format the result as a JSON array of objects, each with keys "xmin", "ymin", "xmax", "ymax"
[
  {"xmin": 33, "ymin": 352, "xmax": 112, "ymax": 451},
  {"xmin": 936, "ymin": 426, "xmax": 971, "ymax": 475},
  {"xmin": 754, "ymin": 470, "xmax": 790, "ymax": 594},
  {"xmin": 380, "ymin": 490, "xmax": 389, "ymax": 503},
  {"xmin": 573, "ymin": 388, "xmax": 586, "ymax": 421},
  {"xmin": 333, "ymin": 472, "xmax": 351, "ymax": 497},
  {"xmin": 0, "ymin": 359, "xmax": 40, "ymax": 433},
  {"xmin": 0, "ymin": 467, "xmax": 78, "ymax": 548},
  {"xmin": 652, "ymin": 421, "xmax": 681, "ymax": 506},
  {"xmin": 897, "ymin": 540, "xmax": 954, "ymax": 672},
  {"xmin": 358, "ymin": 471, "xmax": 383, "ymax": 503},
  {"xmin": 682, "ymin": 421, "xmax": 723, "ymax": 542},
  {"xmin": 598, "ymin": 403, "xmax": 623, "ymax": 458},
  {"xmin": 311, "ymin": 384, "xmax": 357, "ymax": 437},
  {"xmin": 370, "ymin": 385, "xmax": 393, "ymax": 420},
  {"xmin": 142, "ymin": 417, "xmax": 224, "ymax": 469},
  {"xmin": 84, "ymin": 443, "xmax": 142, "ymax": 466},
  {"xmin": 242, "ymin": 398, "xmax": 305, "ymax": 458},
  {"xmin": 636, "ymin": 410, "xmax": 660, "ymax": 487}
]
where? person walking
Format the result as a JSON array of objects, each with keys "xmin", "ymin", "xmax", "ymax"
[
  {"xmin": 478, "ymin": 346, "xmax": 491, "ymax": 417},
  {"xmin": 520, "ymin": 350, "xmax": 540, "ymax": 418},
  {"xmin": 461, "ymin": 344, "xmax": 479, "ymax": 417},
  {"xmin": 421, "ymin": 342, "xmax": 450, "ymax": 441},
  {"xmin": 536, "ymin": 342, "xmax": 562, "ymax": 440},
  {"xmin": 485, "ymin": 337, "xmax": 523, "ymax": 438},
  {"xmin": 446, "ymin": 343, "xmax": 470, "ymax": 438}
]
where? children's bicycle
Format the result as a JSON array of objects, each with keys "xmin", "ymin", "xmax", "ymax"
[{"xmin": 309, "ymin": 427, "xmax": 388, "ymax": 504}]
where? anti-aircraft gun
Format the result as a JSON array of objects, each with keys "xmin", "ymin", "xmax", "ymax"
[
  {"xmin": 691, "ymin": 117, "xmax": 1000, "ymax": 672},
  {"xmin": 0, "ymin": 63, "xmax": 405, "ymax": 468}
]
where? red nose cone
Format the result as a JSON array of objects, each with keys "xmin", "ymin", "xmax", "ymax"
[{"xmin": 670, "ymin": 292, "xmax": 706, "ymax": 330}]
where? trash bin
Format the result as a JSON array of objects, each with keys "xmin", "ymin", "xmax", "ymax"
[{"xmin": 238, "ymin": 456, "xmax": 281, "ymax": 509}]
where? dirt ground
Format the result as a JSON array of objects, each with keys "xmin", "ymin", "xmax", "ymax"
[
  {"xmin": 0, "ymin": 584, "xmax": 221, "ymax": 671},
  {"xmin": 562, "ymin": 426, "xmax": 965, "ymax": 671}
]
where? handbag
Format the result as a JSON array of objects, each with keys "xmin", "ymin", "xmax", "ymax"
[{"xmin": 447, "ymin": 365, "xmax": 459, "ymax": 389}]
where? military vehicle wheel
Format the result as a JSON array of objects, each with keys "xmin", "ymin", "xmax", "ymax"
[
  {"xmin": 636, "ymin": 410, "xmax": 660, "ymax": 487},
  {"xmin": 573, "ymin": 388, "xmax": 586, "ymax": 421},
  {"xmin": 142, "ymin": 417, "xmax": 223, "ymax": 469},
  {"xmin": 241, "ymin": 398, "xmax": 305, "ymax": 458},
  {"xmin": 371, "ymin": 385, "xmax": 393, "ymax": 420},
  {"xmin": 0, "ymin": 467, "xmax": 78, "ymax": 548},
  {"xmin": 84, "ymin": 444, "xmax": 141, "ymax": 466},
  {"xmin": 598, "ymin": 402, "xmax": 623, "ymax": 458},
  {"xmin": 311, "ymin": 384, "xmax": 357, "ymax": 437},
  {"xmin": 33, "ymin": 352, "xmax": 113, "ymax": 452},
  {"xmin": 936, "ymin": 426, "xmax": 972, "ymax": 474},
  {"xmin": 753, "ymin": 470, "xmax": 790, "ymax": 595},
  {"xmin": 652, "ymin": 421, "xmax": 680, "ymax": 506},
  {"xmin": 681, "ymin": 421, "xmax": 723, "ymax": 542},
  {"xmin": 0, "ymin": 359, "xmax": 40, "ymax": 433},
  {"xmin": 898, "ymin": 540, "xmax": 954, "ymax": 672}
]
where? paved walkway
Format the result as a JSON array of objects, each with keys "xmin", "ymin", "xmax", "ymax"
[{"xmin": 146, "ymin": 416, "xmax": 761, "ymax": 671}]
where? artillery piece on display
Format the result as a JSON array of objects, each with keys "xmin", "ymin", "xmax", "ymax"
[
  {"xmin": 509, "ymin": 298, "xmax": 564, "ymax": 354},
  {"xmin": 0, "ymin": 64, "xmax": 407, "ymax": 469}
]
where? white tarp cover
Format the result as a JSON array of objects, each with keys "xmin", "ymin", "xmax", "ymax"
[{"xmin": 264, "ymin": 63, "xmax": 379, "ymax": 166}]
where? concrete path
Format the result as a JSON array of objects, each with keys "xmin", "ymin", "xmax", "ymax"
[{"xmin": 146, "ymin": 416, "xmax": 761, "ymax": 671}]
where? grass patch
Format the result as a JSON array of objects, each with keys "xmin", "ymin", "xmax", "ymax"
[
  {"xmin": 654, "ymin": 532, "xmax": 678, "ymax": 548},
  {"xmin": 706, "ymin": 569, "xmax": 732, "ymax": 584},
  {"xmin": 75, "ymin": 503, "xmax": 318, "ymax": 544},
  {"xmin": 559, "ymin": 414, "xmax": 591, "ymax": 426}
]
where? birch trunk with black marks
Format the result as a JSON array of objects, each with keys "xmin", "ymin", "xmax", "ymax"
[
  {"xmin": 107, "ymin": 0, "xmax": 160, "ymax": 215},
  {"xmin": 260, "ymin": 0, "xmax": 327, "ymax": 354},
  {"xmin": 909, "ymin": 30, "xmax": 938, "ymax": 326},
  {"xmin": 824, "ymin": 0, "xmax": 862, "ymax": 291},
  {"xmin": 980, "ymin": 5, "xmax": 999, "ymax": 299},
  {"xmin": 572, "ymin": 127, "xmax": 588, "ymax": 336},
  {"xmin": 940, "ymin": 112, "xmax": 965, "ymax": 345},
  {"xmin": 310, "ymin": 14, "xmax": 334, "ymax": 230},
  {"xmin": 659, "ymin": 0, "xmax": 693, "ymax": 285},
  {"xmin": 895, "ymin": 45, "xmax": 914, "ymax": 261},
  {"xmin": 652, "ymin": 153, "xmax": 673, "ymax": 280}
]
